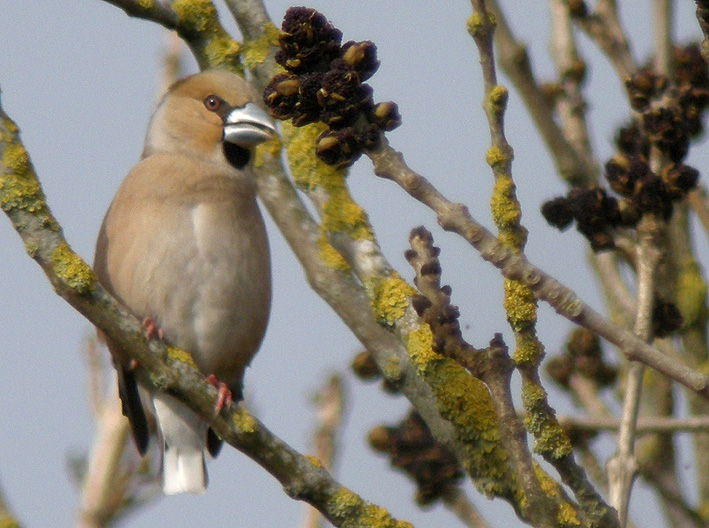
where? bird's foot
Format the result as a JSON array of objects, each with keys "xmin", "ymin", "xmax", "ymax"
[
  {"xmin": 206, "ymin": 374, "xmax": 232, "ymax": 414},
  {"xmin": 142, "ymin": 317, "xmax": 164, "ymax": 340}
]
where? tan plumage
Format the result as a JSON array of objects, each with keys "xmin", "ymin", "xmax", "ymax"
[{"xmin": 94, "ymin": 70, "xmax": 275, "ymax": 494}]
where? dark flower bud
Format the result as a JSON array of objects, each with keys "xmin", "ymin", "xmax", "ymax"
[
  {"xmin": 605, "ymin": 155, "xmax": 633, "ymax": 196},
  {"xmin": 539, "ymin": 82, "xmax": 564, "ymax": 107},
  {"xmin": 368, "ymin": 425, "xmax": 392, "ymax": 452},
  {"xmin": 617, "ymin": 198, "xmax": 641, "ymax": 227},
  {"xmin": 661, "ymin": 163, "xmax": 699, "ymax": 199},
  {"xmin": 632, "ymin": 173, "xmax": 673, "ymax": 219},
  {"xmin": 341, "ymin": 40, "xmax": 380, "ymax": 81},
  {"xmin": 370, "ymin": 412, "xmax": 463, "ymax": 506},
  {"xmin": 566, "ymin": 0, "xmax": 589, "ymax": 17},
  {"xmin": 678, "ymin": 85, "xmax": 709, "ymax": 137},
  {"xmin": 673, "ymin": 44, "xmax": 709, "ymax": 89},
  {"xmin": 263, "ymin": 73, "xmax": 301, "ymax": 120},
  {"xmin": 370, "ymin": 101, "xmax": 402, "ymax": 131},
  {"xmin": 652, "ymin": 299, "xmax": 683, "ymax": 337},
  {"xmin": 625, "ymin": 69, "xmax": 667, "ymax": 111},
  {"xmin": 355, "ymin": 123, "xmax": 382, "ymax": 150},
  {"xmin": 541, "ymin": 196, "xmax": 574, "ymax": 229},
  {"xmin": 351, "ymin": 350, "xmax": 380, "ymax": 380},
  {"xmin": 411, "ymin": 294, "xmax": 432, "ymax": 316},
  {"xmin": 564, "ymin": 58, "xmax": 587, "ymax": 84},
  {"xmin": 315, "ymin": 128, "xmax": 362, "ymax": 167},
  {"xmin": 546, "ymin": 355, "xmax": 573, "ymax": 388},
  {"xmin": 643, "ymin": 106, "xmax": 689, "ymax": 162},
  {"xmin": 616, "ymin": 122, "xmax": 650, "ymax": 157},
  {"xmin": 318, "ymin": 61, "xmax": 374, "ymax": 127},
  {"xmin": 570, "ymin": 186, "xmax": 621, "ymax": 251},
  {"xmin": 277, "ymin": 7, "xmax": 343, "ymax": 73}
]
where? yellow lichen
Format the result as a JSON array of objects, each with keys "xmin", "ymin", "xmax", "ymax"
[
  {"xmin": 317, "ymin": 233, "xmax": 351, "ymax": 273},
  {"xmin": 369, "ymin": 275, "xmax": 416, "ymax": 326},
  {"xmin": 282, "ymin": 121, "xmax": 339, "ymax": 190},
  {"xmin": 522, "ymin": 381, "xmax": 571, "ymax": 459},
  {"xmin": 253, "ymin": 135, "xmax": 282, "ymax": 168},
  {"xmin": 503, "ymin": 279, "xmax": 537, "ymax": 332},
  {"xmin": 512, "ymin": 330, "xmax": 544, "ymax": 366},
  {"xmin": 466, "ymin": 13, "xmax": 483, "ymax": 35},
  {"xmin": 0, "ymin": 142, "xmax": 45, "ymax": 214},
  {"xmin": 487, "ymin": 85, "xmax": 509, "ymax": 115},
  {"xmin": 51, "ymin": 243, "xmax": 95, "ymax": 295},
  {"xmin": 485, "ymin": 145, "xmax": 508, "ymax": 169},
  {"xmin": 321, "ymin": 187, "xmax": 373, "ymax": 240},
  {"xmin": 281, "ymin": 121, "xmax": 374, "ymax": 240},
  {"xmin": 203, "ymin": 36, "xmax": 242, "ymax": 70},
  {"xmin": 405, "ymin": 324, "xmax": 440, "ymax": 373},
  {"xmin": 326, "ymin": 488, "xmax": 413, "ymax": 528},
  {"xmin": 556, "ymin": 502, "xmax": 582, "ymax": 526},
  {"xmin": 534, "ymin": 466, "xmax": 581, "ymax": 526},
  {"xmin": 3, "ymin": 141, "xmax": 29, "ymax": 174},
  {"xmin": 242, "ymin": 22, "xmax": 280, "ymax": 71},
  {"xmin": 166, "ymin": 344, "xmax": 198, "ymax": 369},
  {"xmin": 490, "ymin": 177, "xmax": 520, "ymax": 229},
  {"xmin": 381, "ymin": 354, "xmax": 402, "ymax": 382},
  {"xmin": 232, "ymin": 408, "xmax": 257, "ymax": 433},
  {"xmin": 136, "ymin": 0, "xmax": 154, "ymax": 9},
  {"xmin": 173, "ymin": 0, "xmax": 218, "ymax": 34},
  {"xmin": 698, "ymin": 500, "xmax": 709, "ymax": 521},
  {"xmin": 305, "ymin": 455, "xmax": 323, "ymax": 467},
  {"xmin": 675, "ymin": 261, "xmax": 707, "ymax": 327}
]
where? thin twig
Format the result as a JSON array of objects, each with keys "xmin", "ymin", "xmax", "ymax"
[
  {"xmin": 607, "ymin": 214, "xmax": 662, "ymax": 527},
  {"xmin": 549, "ymin": 0, "xmax": 599, "ymax": 182},
  {"xmin": 570, "ymin": 0, "xmax": 636, "ymax": 80},
  {"xmin": 302, "ymin": 376, "xmax": 346, "ymax": 528},
  {"xmin": 440, "ymin": 487, "xmax": 492, "ymax": 528},
  {"xmin": 485, "ymin": 0, "xmax": 596, "ymax": 184}
]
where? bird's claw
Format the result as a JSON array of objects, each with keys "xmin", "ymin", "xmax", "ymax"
[
  {"xmin": 206, "ymin": 374, "xmax": 233, "ymax": 414},
  {"xmin": 142, "ymin": 317, "xmax": 164, "ymax": 340}
]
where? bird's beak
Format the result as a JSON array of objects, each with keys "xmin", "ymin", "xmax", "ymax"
[{"xmin": 223, "ymin": 103, "xmax": 277, "ymax": 146}]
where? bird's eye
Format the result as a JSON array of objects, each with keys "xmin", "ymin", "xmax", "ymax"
[{"xmin": 204, "ymin": 95, "xmax": 222, "ymax": 112}]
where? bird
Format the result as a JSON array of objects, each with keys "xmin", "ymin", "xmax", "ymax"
[{"xmin": 94, "ymin": 69, "xmax": 275, "ymax": 495}]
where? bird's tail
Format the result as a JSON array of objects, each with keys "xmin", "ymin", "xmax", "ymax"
[{"xmin": 152, "ymin": 392, "xmax": 208, "ymax": 495}]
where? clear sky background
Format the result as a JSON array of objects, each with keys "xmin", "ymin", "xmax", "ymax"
[{"xmin": 1, "ymin": 1, "xmax": 707, "ymax": 527}]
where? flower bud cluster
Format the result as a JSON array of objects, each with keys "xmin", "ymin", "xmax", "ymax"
[
  {"xmin": 264, "ymin": 7, "xmax": 401, "ymax": 167},
  {"xmin": 542, "ymin": 45, "xmax": 707, "ymax": 251}
]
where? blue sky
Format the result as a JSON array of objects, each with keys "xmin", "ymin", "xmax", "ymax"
[{"xmin": 1, "ymin": 1, "xmax": 707, "ymax": 527}]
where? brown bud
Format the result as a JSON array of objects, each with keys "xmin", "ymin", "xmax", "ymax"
[
  {"xmin": 351, "ymin": 350, "xmax": 380, "ymax": 380},
  {"xmin": 368, "ymin": 426, "xmax": 392, "ymax": 452}
]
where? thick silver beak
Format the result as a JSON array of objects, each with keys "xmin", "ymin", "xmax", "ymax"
[{"xmin": 223, "ymin": 103, "xmax": 276, "ymax": 146}]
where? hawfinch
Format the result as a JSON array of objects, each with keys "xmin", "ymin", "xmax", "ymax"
[{"xmin": 94, "ymin": 69, "xmax": 275, "ymax": 495}]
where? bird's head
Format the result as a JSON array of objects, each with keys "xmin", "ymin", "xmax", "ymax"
[{"xmin": 143, "ymin": 69, "xmax": 276, "ymax": 169}]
